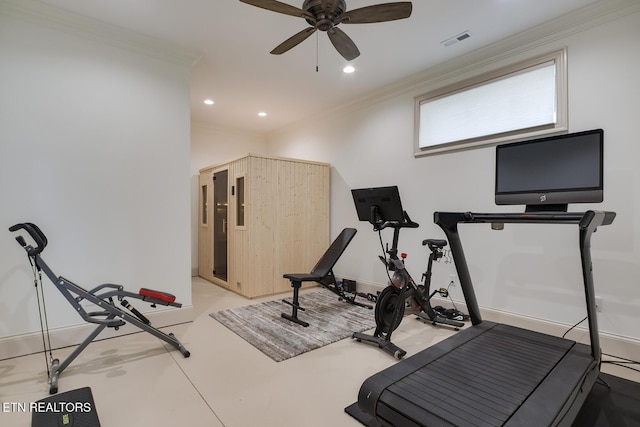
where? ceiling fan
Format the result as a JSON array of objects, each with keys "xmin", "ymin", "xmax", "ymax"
[{"xmin": 239, "ymin": 0, "xmax": 413, "ymax": 61}]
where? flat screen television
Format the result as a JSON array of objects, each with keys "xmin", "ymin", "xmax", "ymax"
[{"xmin": 495, "ymin": 129, "xmax": 603, "ymax": 212}]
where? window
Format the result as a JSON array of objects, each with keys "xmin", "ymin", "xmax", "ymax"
[
  {"xmin": 415, "ymin": 49, "xmax": 567, "ymax": 156},
  {"xmin": 201, "ymin": 184, "xmax": 208, "ymax": 225},
  {"xmin": 236, "ymin": 176, "xmax": 245, "ymax": 227}
]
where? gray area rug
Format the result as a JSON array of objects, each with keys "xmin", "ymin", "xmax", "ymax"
[{"xmin": 210, "ymin": 290, "xmax": 376, "ymax": 362}]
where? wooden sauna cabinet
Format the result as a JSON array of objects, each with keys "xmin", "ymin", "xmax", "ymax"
[{"xmin": 198, "ymin": 154, "xmax": 330, "ymax": 298}]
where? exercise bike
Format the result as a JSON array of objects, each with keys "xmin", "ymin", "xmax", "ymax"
[{"xmin": 351, "ymin": 186, "xmax": 463, "ymax": 359}]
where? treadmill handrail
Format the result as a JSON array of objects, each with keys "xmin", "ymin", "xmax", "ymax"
[
  {"xmin": 440, "ymin": 211, "xmax": 615, "ymax": 226},
  {"xmin": 434, "ymin": 210, "xmax": 615, "ymax": 360}
]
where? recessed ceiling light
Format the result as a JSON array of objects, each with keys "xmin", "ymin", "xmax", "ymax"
[
  {"xmin": 258, "ymin": 112, "xmax": 267, "ymax": 117},
  {"xmin": 204, "ymin": 99, "xmax": 214, "ymax": 105},
  {"xmin": 343, "ymin": 65, "xmax": 355, "ymax": 74}
]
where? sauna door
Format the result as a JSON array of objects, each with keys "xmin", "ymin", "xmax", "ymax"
[{"xmin": 213, "ymin": 170, "xmax": 228, "ymax": 281}]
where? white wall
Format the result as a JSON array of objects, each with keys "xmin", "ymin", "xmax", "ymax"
[
  {"xmin": 0, "ymin": 1, "xmax": 194, "ymax": 352},
  {"xmin": 189, "ymin": 123, "xmax": 267, "ymax": 273},
  {"xmin": 266, "ymin": 3, "xmax": 640, "ymax": 343}
]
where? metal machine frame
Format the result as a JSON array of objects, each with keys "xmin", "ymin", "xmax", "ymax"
[
  {"xmin": 9, "ymin": 222, "xmax": 190, "ymax": 394},
  {"xmin": 352, "ymin": 210, "xmax": 615, "ymax": 426}
]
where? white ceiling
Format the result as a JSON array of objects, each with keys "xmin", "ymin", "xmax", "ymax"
[{"xmin": 37, "ymin": 0, "xmax": 600, "ymax": 134}]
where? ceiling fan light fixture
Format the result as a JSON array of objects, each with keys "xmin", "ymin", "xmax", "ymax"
[{"xmin": 240, "ymin": 0, "xmax": 412, "ymax": 61}]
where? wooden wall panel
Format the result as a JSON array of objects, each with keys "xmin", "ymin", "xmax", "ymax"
[
  {"xmin": 198, "ymin": 169, "xmax": 214, "ymax": 282},
  {"xmin": 271, "ymin": 159, "xmax": 330, "ymax": 294},
  {"xmin": 247, "ymin": 155, "xmax": 275, "ymax": 297},
  {"xmin": 273, "ymin": 159, "xmax": 297, "ymax": 294},
  {"xmin": 228, "ymin": 157, "xmax": 248, "ymax": 295}
]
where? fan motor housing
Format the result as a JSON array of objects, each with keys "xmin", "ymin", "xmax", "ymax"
[{"xmin": 303, "ymin": 0, "xmax": 346, "ymax": 30}]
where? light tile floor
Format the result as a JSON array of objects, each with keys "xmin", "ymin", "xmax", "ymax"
[{"xmin": 1, "ymin": 277, "xmax": 638, "ymax": 426}]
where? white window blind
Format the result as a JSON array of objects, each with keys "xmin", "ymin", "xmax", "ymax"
[{"xmin": 414, "ymin": 50, "xmax": 567, "ymax": 155}]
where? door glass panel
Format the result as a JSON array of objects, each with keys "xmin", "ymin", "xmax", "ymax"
[{"xmin": 213, "ymin": 170, "xmax": 228, "ymax": 281}]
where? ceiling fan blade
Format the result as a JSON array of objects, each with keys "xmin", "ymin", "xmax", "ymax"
[
  {"xmin": 327, "ymin": 27, "xmax": 360, "ymax": 61},
  {"xmin": 341, "ymin": 2, "xmax": 412, "ymax": 24},
  {"xmin": 239, "ymin": 0, "xmax": 310, "ymax": 18},
  {"xmin": 270, "ymin": 27, "xmax": 317, "ymax": 55}
]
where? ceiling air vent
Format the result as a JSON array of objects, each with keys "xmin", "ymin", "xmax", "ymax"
[{"xmin": 441, "ymin": 31, "xmax": 471, "ymax": 47}]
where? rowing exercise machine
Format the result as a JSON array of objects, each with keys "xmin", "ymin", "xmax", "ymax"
[{"xmin": 9, "ymin": 222, "xmax": 190, "ymax": 394}]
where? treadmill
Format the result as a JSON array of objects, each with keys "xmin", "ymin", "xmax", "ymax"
[{"xmin": 351, "ymin": 210, "xmax": 615, "ymax": 427}]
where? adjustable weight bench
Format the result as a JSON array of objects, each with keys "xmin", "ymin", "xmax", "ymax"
[
  {"xmin": 9, "ymin": 222, "xmax": 191, "ymax": 394},
  {"xmin": 282, "ymin": 227, "xmax": 370, "ymax": 327}
]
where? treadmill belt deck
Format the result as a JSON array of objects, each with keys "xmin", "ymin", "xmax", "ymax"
[{"xmin": 358, "ymin": 321, "xmax": 598, "ymax": 427}]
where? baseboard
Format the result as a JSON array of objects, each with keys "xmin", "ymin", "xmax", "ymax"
[
  {"xmin": 0, "ymin": 305, "xmax": 194, "ymax": 361},
  {"xmin": 431, "ymin": 296, "xmax": 640, "ymax": 362},
  {"xmin": 191, "ymin": 267, "xmax": 199, "ymax": 277},
  {"xmin": 339, "ymin": 277, "xmax": 640, "ymax": 362},
  {"xmin": 341, "ymin": 278, "xmax": 383, "ymax": 296}
]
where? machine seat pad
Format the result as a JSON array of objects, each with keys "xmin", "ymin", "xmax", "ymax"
[
  {"xmin": 139, "ymin": 288, "xmax": 176, "ymax": 303},
  {"xmin": 283, "ymin": 273, "xmax": 322, "ymax": 282}
]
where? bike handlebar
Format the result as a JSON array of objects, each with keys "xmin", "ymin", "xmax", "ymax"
[
  {"xmin": 9, "ymin": 222, "xmax": 48, "ymax": 255},
  {"xmin": 377, "ymin": 211, "xmax": 419, "ymax": 231}
]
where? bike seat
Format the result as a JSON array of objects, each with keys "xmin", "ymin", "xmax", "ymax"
[{"xmin": 422, "ymin": 239, "xmax": 447, "ymax": 249}]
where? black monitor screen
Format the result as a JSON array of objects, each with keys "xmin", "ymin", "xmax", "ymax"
[
  {"xmin": 495, "ymin": 129, "xmax": 603, "ymax": 211},
  {"xmin": 352, "ymin": 186, "xmax": 404, "ymax": 224}
]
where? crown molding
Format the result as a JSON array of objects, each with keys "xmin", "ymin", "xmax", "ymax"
[
  {"xmin": 399, "ymin": 0, "xmax": 640, "ymax": 93},
  {"xmin": 0, "ymin": 0, "xmax": 201, "ymax": 67},
  {"xmin": 270, "ymin": 0, "xmax": 640, "ymax": 138}
]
